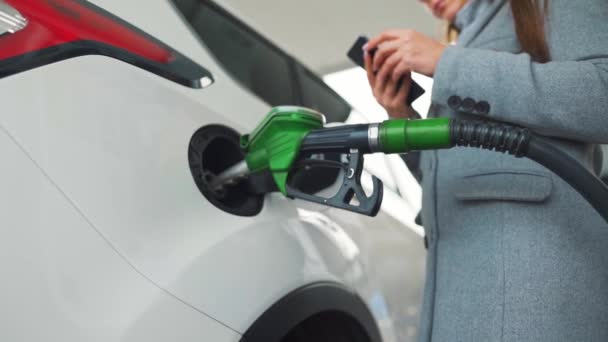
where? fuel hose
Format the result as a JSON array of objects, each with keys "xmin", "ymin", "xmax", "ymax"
[{"xmin": 300, "ymin": 118, "xmax": 608, "ymax": 223}]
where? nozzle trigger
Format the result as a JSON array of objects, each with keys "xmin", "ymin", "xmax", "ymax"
[{"xmin": 286, "ymin": 151, "xmax": 383, "ymax": 217}]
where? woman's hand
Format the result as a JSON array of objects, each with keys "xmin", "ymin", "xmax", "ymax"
[
  {"xmin": 365, "ymin": 29, "xmax": 447, "ymax": 77},
  {"xmin": 364, "ymin": 29, "xmax": 446, "ymax": 118},
  {"xmin": 365, "ymin": 50, "xmax": 415, "ymax": 118}
]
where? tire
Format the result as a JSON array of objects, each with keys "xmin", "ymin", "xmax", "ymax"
[{"xmin": 281, "ymin": 312, "xmax": 371, "ymax": 342}]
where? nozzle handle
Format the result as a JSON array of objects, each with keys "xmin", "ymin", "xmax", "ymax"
[
  {"xmin": 300, "ymin": 124, "xmax": 371, "ymax": 154},
  {"xmin": 300, "ymin": 118, "xmax": 454, "ymax": 157},
  {"xmin": 286, "ymin": 151, "xmax": 383, "ymax": 217}
]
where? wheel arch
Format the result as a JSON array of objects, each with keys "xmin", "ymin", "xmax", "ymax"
[{"xmin": 240, "ymin": 282, "xmax": 382, "ymax": 342}]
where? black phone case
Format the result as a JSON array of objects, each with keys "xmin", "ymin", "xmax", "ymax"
[{"xmin": 348, "ymin": 35, "xmax": 425, "ymax": 106}]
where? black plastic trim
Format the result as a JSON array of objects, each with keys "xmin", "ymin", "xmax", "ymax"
[
  {"xmin": 240, "ymin": 282, "xmax": 382, "ymax": 342},
  {"xmin": 0, "ymin": 40, "xmax": 212, "ymax": 88},
  {"xmin": 188, "ymin": 124, "xmax": 264, "ymax": 217},
  {"xmin": 169, "ymin": 0, "xmax": 351, "ymax": 121},
  {"xmin": 76, "ymin": 0, "xmax": 213, "ymax": 88}
]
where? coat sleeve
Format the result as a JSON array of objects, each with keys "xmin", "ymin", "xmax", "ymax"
[{"xmin": 431, "ymin": 45, "xmax": 608, "ymax": 143}]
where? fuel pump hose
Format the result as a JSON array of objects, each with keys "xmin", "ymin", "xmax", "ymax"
[{"xmin": 299, "ymin": 118, "xmax": 608, "ymax": 223}]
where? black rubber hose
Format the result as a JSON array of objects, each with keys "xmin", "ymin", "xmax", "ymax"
[
  {"xmin": 450, "ymin": 120, "xmax": 608, "ymax": 223},
  {"xmin": 526, "ymin": 137, "xmax": 608, "ymax": 223},
  {"xmin": 449, "ymin": 120, "xmax": 532, "ymax": 157}
]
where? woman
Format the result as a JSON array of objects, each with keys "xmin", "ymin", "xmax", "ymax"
[{"xmin": 365, "ymin": 1, "xmax": 608, "ymax": 341}]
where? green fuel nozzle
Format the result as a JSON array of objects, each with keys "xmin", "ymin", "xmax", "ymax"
[
  {"xmin": 240, "ymin": 106, "xmax": 326, "ymax": 195},
  {"xmin": 236, "ymin": 106, "xmax": 534, "ymax": 216},
  {"xmin": 237, "ymin": 106, "xmax": 463, "ymax": 216},
  {"xmin": 230, "ymin": 106, "xmax": 608, "ymax": 224}
]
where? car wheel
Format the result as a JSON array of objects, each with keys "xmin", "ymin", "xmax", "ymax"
[{"xmin": 281, "ymin": 312, "xmax": 371, "ymax": 342}]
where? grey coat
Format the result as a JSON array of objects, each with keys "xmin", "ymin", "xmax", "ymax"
[{"xmin": 418, "ymin": 0, "xmax": 608, "ymax": 341}]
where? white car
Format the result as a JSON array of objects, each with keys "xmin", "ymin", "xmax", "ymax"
[{"xmin": 0, "ymin": 0, "xmax": 425, "ymax": 341}]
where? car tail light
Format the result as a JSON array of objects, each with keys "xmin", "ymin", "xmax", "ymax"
[{"xmin": 0, "ymin": 0, "xmax": 213, "ymax": 88}]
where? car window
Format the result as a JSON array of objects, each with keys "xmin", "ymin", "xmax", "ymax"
[
  {"xmin": 171, "ymin": 0, "xmax": 351, "ymax": 122},
  {"xmin": 296, "ymin": 66, "xmax": 351, "ymax": 122}
]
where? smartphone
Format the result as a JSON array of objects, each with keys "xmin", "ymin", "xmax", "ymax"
[{"xmin": 348, "ymin": 35, "xmax": 425, "ymax": 106}]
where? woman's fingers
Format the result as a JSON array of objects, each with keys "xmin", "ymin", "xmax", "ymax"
[
  {"xmin": 387, "ymin": 74, "xmax": 413, "ymax": 118},
  {"xmin": 363, "ymin": 51, "xmax": 378, "ymax": 99},
  {"xmin": 364, "ymin": 51, "xmax": 375, "ymax": 87},
  {"xmin": 382, "ymin": 82, "xmax": 397, "ymax": 104},
  {"xmin": 391, "ymin": 60, "xmax": 411, "ymax": 82},
  {"xmin": 365, "ymin": 28, "xmax": 423, "ymax": 118},
  {"xmin": 369, "ymin": 29, "xmax": 447, "ymax": 77},
  {"xmin": 366, "ymin": 29, "xmax": 401, "ymax": 51},
  {"xmin": 372, "ymin": 40, "xmax": 401, "ymax": 72},
  {"xmin": 394, "ymin": 73, "xmax": 412, "ymax": 104},
  {"xmin": 376, "ymin": 53, "xmax": 402, "ymax": 96},
  {"xmin": 365, "ymin": 28, "xmax": 442, "ymax": 117}
]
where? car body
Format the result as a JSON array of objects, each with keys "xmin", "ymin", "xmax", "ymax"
[{"xmin": 0, "ymin": 0, "xmax": 425, "ymax": 341}]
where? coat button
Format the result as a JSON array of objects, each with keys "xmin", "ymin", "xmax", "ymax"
[
  {"xmin": 474, "ymin": 101, "xmax": 491, "ymax": 115},
  {"xmin": 461, "ymin": 97, "xmax": 476, "ymax": 111},
  {"xmin": 447, "ymin": 95, "xmax": 462, "ymax": 110}
]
